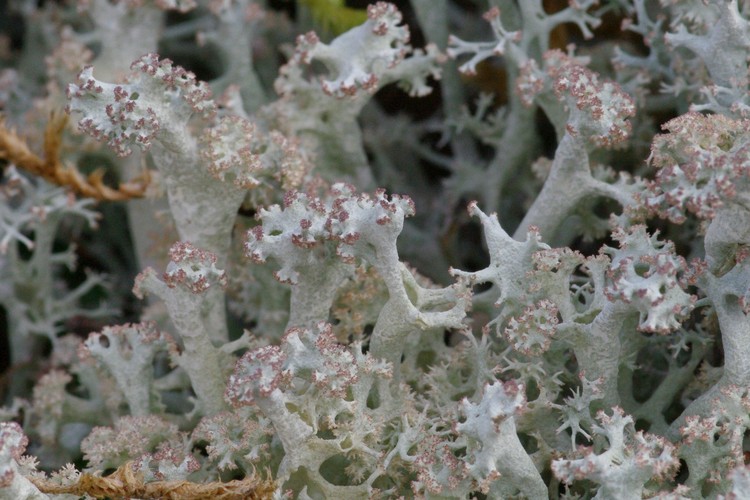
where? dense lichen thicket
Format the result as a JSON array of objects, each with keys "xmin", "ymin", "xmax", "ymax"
[{"xmin": 2, "ymin": 1, "xmax": 750, "ymax": 498}]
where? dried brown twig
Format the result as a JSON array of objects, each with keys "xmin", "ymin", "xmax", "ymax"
[
  {"xmin": 0, "ymin": 113, "xmax": 150, "ymax": 200},
  {"xmin": 29, "ymin": 461, "xmax": 276, "ymax": 500}
]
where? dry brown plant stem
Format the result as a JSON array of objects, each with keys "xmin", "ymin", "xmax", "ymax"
[
  {"xmin": 0, "ymin": 113, "xmax": 150, "ymax": 201},
  {"xmin": 29, "ymin": 461, "xmax": 276, "ymax": 500}
]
